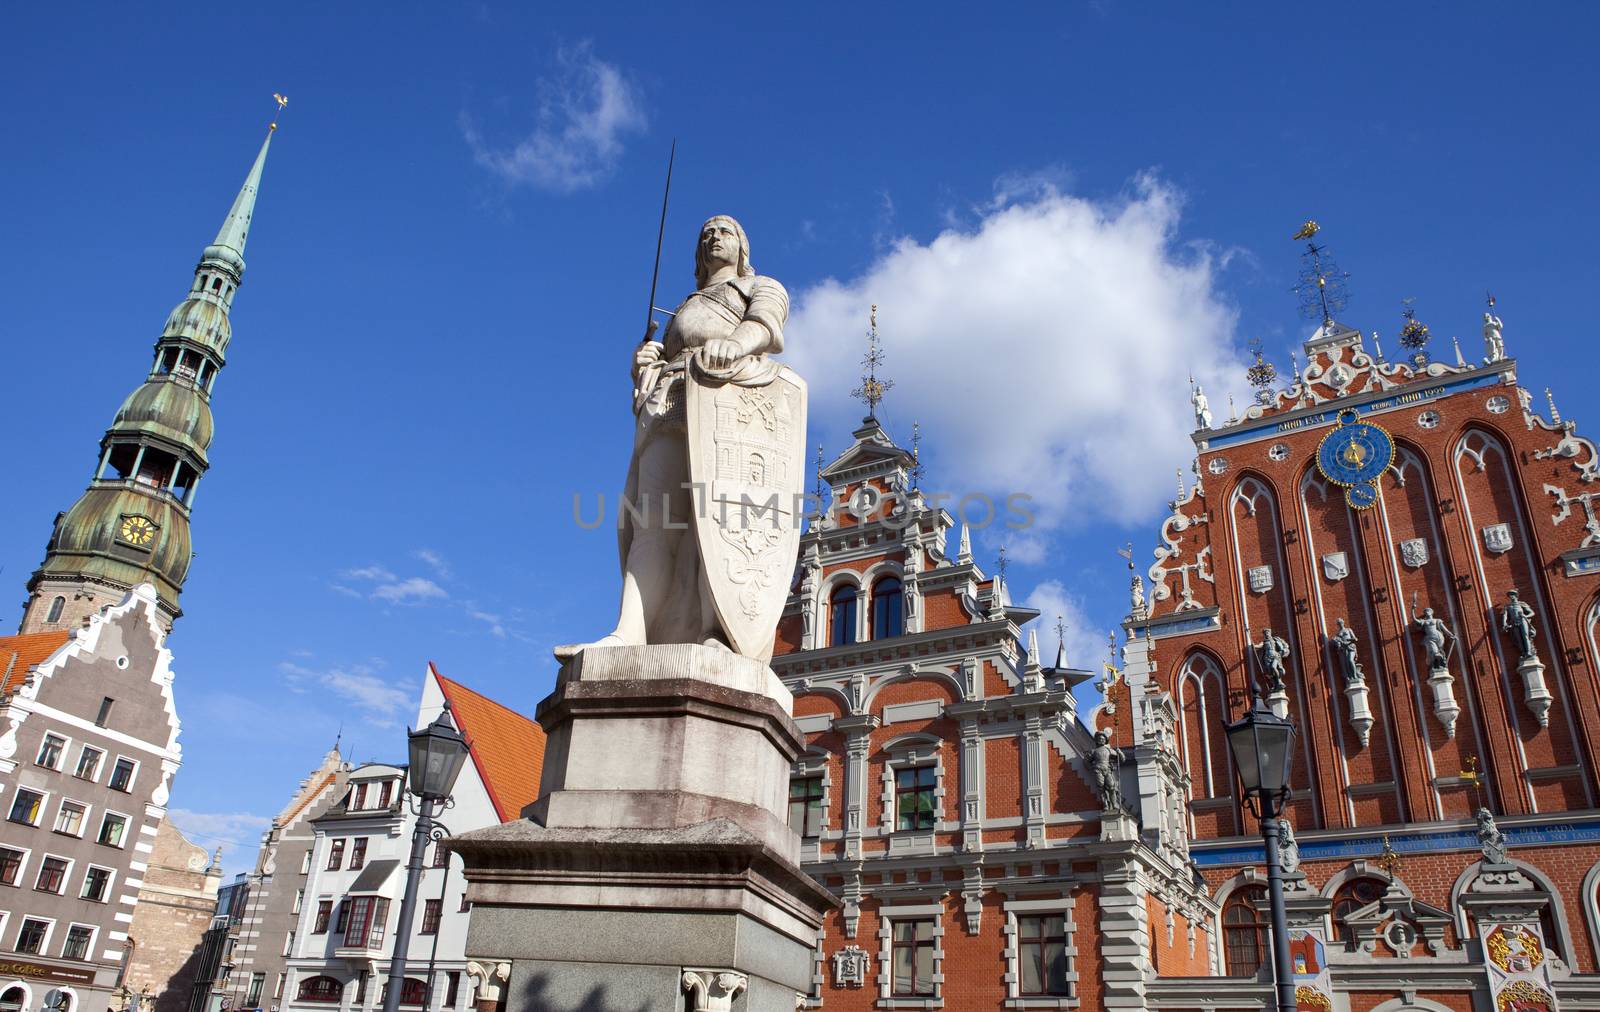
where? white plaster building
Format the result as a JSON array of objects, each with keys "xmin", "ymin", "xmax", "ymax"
[{"xmin": 271, "ymin": 667, "xmax": 541, "ymax": 1012}]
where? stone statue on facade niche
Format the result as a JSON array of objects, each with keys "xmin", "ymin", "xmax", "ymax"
[
  {"xmin": 1501, "ymin": 589, "xmax": 1538, "ymax": 661},
  {"xmin": 560, "ymin": 216, "xmax": 807, "ymax": 663},
  {"xmin": 1254, "ymin": 627, "xmax": 1291, "ymax": 694},
  {"xmin": 1277, "ymin": 819, "xmax": 1301, "ymax": 874},
  {"xmin": 1413, "ymin": 607, "xmax": 1456, "ymax": 673},
  {"xmin": 1483, "ymin": 311, "xmax": 1505, "ymax": 363},
  {"xmin": 1476, "ymin": 807, "xmax": 1510, "ymax": 865},
  {"xmin": 1090, "ymin": 730, "xmax": 1123, "ymax": 812},
  {"xmin": 1131, "ymin": 574, "xmax": 1146, "ymax": 612},
  {"xmin": 1330, "ymin": 618, "xmax": 1365, "ymax": 687}
]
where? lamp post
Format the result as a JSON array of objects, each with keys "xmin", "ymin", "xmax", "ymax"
[
  {"xmin": 380, "ymin": 702, "xmax": 471, "ymax": 1012},
  {"xmin": 1225, "ymin": 697, "xmax": 1298, "ymax": 1012}
]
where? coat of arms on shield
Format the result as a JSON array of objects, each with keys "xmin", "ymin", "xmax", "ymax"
[
  {"xmin": 1248, "ymin": 565, "xmax": 1274, "ymax": 593},
  {"xmin": 688, "ymin": 365, "xmax": 808, "ymax": 661},
  {"xmin": 1321, "ymin": 552, "xmax": 1349, "ymax": 582},
  {"xmin": 1400, "ymin": 538, "xmax": 1429, "ymax": 568},
  {"xmin": 832, "ymin": 944, "xmax": 868, "ymax": 987},
  {"xmin": 1482, "ymin": 523, "xmax": 1514, "ymax": 555}
]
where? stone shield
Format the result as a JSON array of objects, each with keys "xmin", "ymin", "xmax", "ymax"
[{"xmin": 688, "ymin": 365, "xmax": 809, "ymax": 661}]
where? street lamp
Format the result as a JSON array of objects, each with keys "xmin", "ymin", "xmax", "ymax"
[
  {"xmin": 1225, "ymin": 697, "xmax": 1298, "ymax": 1012},
  {"xmin": 381, "ymin": 702, "xmax": 471, "ymax": 1012}
]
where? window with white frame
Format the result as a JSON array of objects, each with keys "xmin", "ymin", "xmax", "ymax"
[
  {"xmin": 61, "ymin": 924, "xmax": 94, "ymax": 961},
  {"xmin": 789, "ymin": 776, "xmax": 825, "ymax": 838},
  {"xmin": 96, "ymin": 812, "xmax": 128, "ymax": 848},
  {"xmin": 8, "ymin": 789, "xmax": 47, "ymax": 827},
  {"xmin": 15, "ymin": 917, "xmax": 51, "ymax": 954},
  {"xmin": 108, "ymin": 757, "xmax": 137, "ymax": 793},
  {"xmin": 81, "ymin": 865, "xmax": 114, "ymax": 903},
  {"xmin": 73, "ymin": 746, "xmax": 103, "ymax": 782},
  {"xmin": 283, "ymin": 930, "xmax": 294, "ymax": 957},
  {"xmin": 53, "ymin": 801, "xmax": 88, "ymax": 838},
  {"xmin": 34, "ymin": 856, "xmax": 70, "ymax": 895},
  {"xmin": 0, "ymin": 847, "xmax": 25, "ymax": 887},
  {"xmin": 292, "ymin": 889, "xmax": 303, "ymax": 914},
  {"xmin": 880, "ymin": 740, "xmax": 945, "ymax": 838},
  {"xmin": 300, "ymin": 850, "xmax": 311, "ymax": 875},
  {"xmin": 273, "ymin": 973, "xmax": 285, "ymax": 999},
  {"xmin": 1002, "ymin": 899, "xmax": 1078, "ymax": 1005},
  {"xmin": 876, "ymin": 904, "xmax": 944, "ymax": 1004},
  {"xmin": 35, "ymin": 734, "xmax": 67, "ymax": 770}
]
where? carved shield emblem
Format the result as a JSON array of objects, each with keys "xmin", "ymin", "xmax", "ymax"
[
  {"xmin": 1248, "ymin": 565, "xmax": 1274, "ymax": 593},
  {"xmin": 1482, "ymin": 523, "xmax": 1513, "ymax": 555},
  {"xmin": 1322, "ymin": 552, "xmax": 1349, "ymax": 582},
  {"xmin": 1399, "ymin": 538, "xmax": 1429, "ymax": 568},
  {"xmin": 688, "ymin": 365, "xmax": 808, "ymax": 661},
  {"xmin": 832, "ymin": 945, "xmax": 868, "ymax": 987}
]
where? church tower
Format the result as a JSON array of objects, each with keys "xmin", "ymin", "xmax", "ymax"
[{"xmin": 19, "ymin": 125, "xmax": 277, "ymax": 634}]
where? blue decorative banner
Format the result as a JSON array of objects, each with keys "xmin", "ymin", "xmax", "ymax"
[{"xmin": 1192, "ymin": 818, "xmax": 1600, "ymax": 867}]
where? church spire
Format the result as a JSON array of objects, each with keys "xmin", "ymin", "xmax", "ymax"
[{"xmin": 20, "ymin": 120, "xmax": 280, "ymax": 634}]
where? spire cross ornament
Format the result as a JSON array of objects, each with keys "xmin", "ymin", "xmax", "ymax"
[
  {"xmin": 1290, "ymin": 220, "xmax": 1351, "ymax": 325},
  {"xmin": 909, "ymin": 421, "xmax": 924, "ymax": 491},
  {"xmin": 851, "ymin": 303, "xmax": 894, "ymax": 419},
  {"xmin": 996, "ymin": 545, "xmax": 1009, "ymax": 585},
  {"xmin": 1377, "ymin": 834, "xmax": 1403, "ymax": 877},
  {"xmin": 813, "ymin": 444, "xmax": 826, "ymax": 503},
  {"xmin": 270, "ymin": 92, "xmax": 289, "ymax": 131},
  {"xmin": 1055, "ymin": 615, "xmax": 1067, "ymax": 659},
  {"xmin": 1246, "ymin": 338, "xmax": 1278, "ymax": 406}
]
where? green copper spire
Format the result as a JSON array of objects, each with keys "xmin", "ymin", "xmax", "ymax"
[{"xmin": 19, "ymin": 125, "xmax": 278, "ymax": 635}]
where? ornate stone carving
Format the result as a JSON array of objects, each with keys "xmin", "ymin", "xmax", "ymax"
[
  {"xmin": 1482, "ymin": 523, "xmax": 1514, "ymax": 555},
  {"xmin": 1399, "ymin": 537, "xmax": 1429, "ymax": 568},
  {"xmin": 1321, "ymin": 552, "xmax": 1348, "ymax": 582},
  {"xmin": 1089, "ymin": 730, "xmax": 1123, "ymax": 812},
  {"xmin": 1254, "ymin": 627, "xmax": 1291, "ymax": 696},
  {"xmin": 1501, "ymin": 590, "xmax": 1538, "ymax": 661},
  {"xmin": 830, "ymin": 945, "xmax": 868, "ymax": 988},
  {"xmin": 1413, "ymin": 606, "xmax": 1461, "ymax": 738},
  {"xmin": 682, "ymin": 969, "xmax": 748, "ymax": 1012},
  {"xmin": 1278, "ymin": 820, "xmax": 1300, "ymax": 874},
  {"xmin": 1192, "ymin": 384, "xmax": 1213, "ymax": 429},
  {"xmin": 564, "ymin": 215, "xmax": 804, "ymax": 663},
  {"xmin": 1477, "ymin": 807, "xmax": 1510, "ymax": 865},
  {"xmin": 1248, "ymin": 564, "xmax": 1274, "ymax": 593},
  {"xmin": 1545, "ymin": 483, "xmax": 1600, "ymax": 548},
  {"xmin": 1484, "ymin": 311, "xmax": 1505, "ymax": 362},
  {"xmin": 1329, "ymin": 618, "xmax": 1373, "ymax": 747}
]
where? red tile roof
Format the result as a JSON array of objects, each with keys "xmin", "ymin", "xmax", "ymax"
[
  {"xmin": 430, "ymin": 663, "xmax": 545, "ymax": 823},
  {"xmin": 0, "ymin": 631, "xmax": 72, "ymax": 694}
]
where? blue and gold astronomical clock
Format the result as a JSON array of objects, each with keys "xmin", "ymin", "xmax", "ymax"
[{"xmin": 1316, "ymin": 409, "xmax": 1394, "ymax": 510}]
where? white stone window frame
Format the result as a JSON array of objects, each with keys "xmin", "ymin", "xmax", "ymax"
[
  {"xmin": 0, "ymin": 974, "xmax": 26, "ymax": 1011},
  {"xmin": 0, "ymin": 843, "xmax": 33, "ymax": 890},
  {"xmin": 71, "ymin": 743, "xmax": 104, "ymax": 784},
  {"xmin": 879, "ymin": 737, "xmax": 948, "ymax": 844},
  {"xmin": 823, "ymin": 570, "xmax": 867, "ymax": 647},
  {"xmin": 1001, "ymin": 898, "xmax": 1079, "ymax": 1009},
  {"xmin": 9, "ymin": 786, "xmax": 51, "ymax": 828},
  {"xmin": 15, "ymin": 914, "xmax": 56, "ymax": 955},
  {"xmin": 51, "ymin": 796, "xmax": 92, "ymax": 839},
  {"xmin": 35, "ymin": 730, "xmax": 72, "ymax": 772},
  {"xmin": 34, "ymin": 852, "xmax": 74, "ymax": 896},
  {"xmin": 79, "ymin": 862, "xmax": 117, "ymax": 903},
  {"xmin": 108, "ymin": 754, "xmax": 140, "ymax": 794},
  {"xmin": 876, "ymin": 902, "xmax": 946, "ymax": 1007},
  {"xmin": 862, "ymin": 560, "xmax": 908, "ymax": 641},
  {"xmin": 96, "ymin": 808, "xmax": 131, "ymax": 849},
  {"xmin": 60, "ymin": 921, "xmax": 97, "ymax": 962},
  {"xmin": 274, "ymin": 972, "xmax": 287, "ymax": 999},
  {"xmin": 792, "ymin": 750, "xmax": 833, "ymax": 842}
]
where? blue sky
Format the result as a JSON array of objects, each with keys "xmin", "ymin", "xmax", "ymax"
[{"xmin": 5, "ymin": 4, "xmax": 1598, "ymax": 869}]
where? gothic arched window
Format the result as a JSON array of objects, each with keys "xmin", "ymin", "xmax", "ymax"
[
  {"xmin": 872, "ymin": 576, "xmax": 903, "ymax": 639},
  {"xmin": 46, "ymin": 597, "xmax": 64, "ymax": 623},
  {"xmin": 1223, "ymin": 886, "xmax": 1270, "ymax": 976},
  {"xmin": 1330, "ymin": 877, "xmax": 1385, "ymax": 944},
  {"xmin": 830, "ymin": 585, "xmax": 857, "ymax": 647}
]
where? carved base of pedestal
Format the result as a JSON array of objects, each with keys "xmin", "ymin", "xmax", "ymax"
[
  {"xmin": 1344, "ymin": 680, "xmax": 1373, "ymax": 748},
  {"xmin": 1516, "ymin": 656, "xmax": 1553, "ymax": 728},
  {"xmin": 1428, "ymin": 668, "xmax": 1460, "ymax": 739}
]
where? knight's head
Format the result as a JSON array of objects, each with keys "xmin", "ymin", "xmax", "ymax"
[{"xmin": 695, "ymin": 215, "xmax": 755, "ymax": 289}]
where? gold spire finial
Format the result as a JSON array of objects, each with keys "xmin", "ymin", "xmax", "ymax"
[
  {"xmin": 851, "ymin": 304, "xmax": 893, "ymax": 420},
  {"xmin": 1377, "ymin": 834, "xmax": 1403, "ymax": 876},
  {"xmin": 270, "ymin": 92, "xmax": 289, "ymax": 131},
  {"xmin": 1292, "ymin": 220, "xmax": 1320, "ymax": 241}
]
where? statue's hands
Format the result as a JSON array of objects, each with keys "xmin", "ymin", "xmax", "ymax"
[
  {"xmin": 634, "ymin": 341, "xmax": 663, "ymax": 373},
  {"xmin": 698, "ymin": 338, "xmax": 744, "ymax": 371}
]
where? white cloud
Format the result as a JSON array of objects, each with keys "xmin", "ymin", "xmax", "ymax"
[
  {"xmin": 1022, "ymin": 579, "xmax": 1109, "ymax": 674},
  {"xmin": 462, "ymin": 42, "xmax": 646, "ymax": 192},
  {"xmin": 167, "ymin": 809, "xmax": 272, "ymax": 874},
  {"xmin": 342, "ymin": 565, "xmax": 396, "ymax": 582},
  {"xmin": 786, "ymin": 174, "xmax": 1245, "ymax": 532},
  {"xmin": 279, "ymin": 661, "xmax": 413, "ymax": 726},
  {"xmin": 414, "ymin": 548, "xmax": 452, "ymax": 579},
  {"xmin": 371, "ymin": 577, "xmax": 448, "ymax": 604},
  {"xmin": 468, "ymin": 609, "xmax": 508, "ymax": 639}
]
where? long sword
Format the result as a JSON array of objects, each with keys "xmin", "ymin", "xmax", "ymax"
[
  {"xmin": 635, "ymin": 141, "xmax": 674, "ymax": 410},
  {"xmin": 643, "ymin": 139, "xmax": 676, "ymax": 341}
]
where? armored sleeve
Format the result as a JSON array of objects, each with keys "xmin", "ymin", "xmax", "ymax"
[{"xmin": 739, "ymin": 276, "xmax": 790, "ymax": 354}]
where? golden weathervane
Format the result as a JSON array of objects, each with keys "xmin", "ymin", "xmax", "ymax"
[{"xmin": 270, "ymin": 92, "xmax": 289, "ymax": 130}]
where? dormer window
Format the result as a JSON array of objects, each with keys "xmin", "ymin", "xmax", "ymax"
[
  {"xmin": 379, "ymin": 781, "xmax": 393, "ymax": 808},
  {"xmin": 353, "ymin": 783, "xmax": 368, "ymax": 810}
]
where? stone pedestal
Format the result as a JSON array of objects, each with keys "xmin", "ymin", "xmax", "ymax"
[
  {"xmin": 1516, "ymin": 655, "xmax": 1553, "ymax": 728},
  {"xmin": 450, "ymin": 645, "xmax": 836, "ymax": 1012}
]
